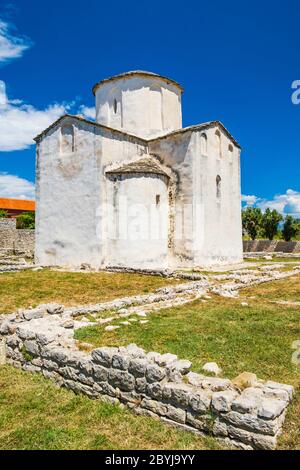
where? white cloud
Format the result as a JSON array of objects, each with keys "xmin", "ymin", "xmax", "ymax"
[
  {"xmin": 242, "ymin": 189, "xmax": 300, "ymax": 219},
  {"xmin": 78, "ymin": 105, "xmax": 95, "ymax": 120},
  {"xmin": 257, "ymin": 189, "xmax": 300, "ymax": 219},
  {"xmin": 0, "ymin": 80, "xmax": 71, "ymax": 151},
  {"xmin": 0, "ymin": 19, "xmax": 31, "ymax": 64},
  {"xmin": 0, "ymin": 173, "xmax": 35, "ymax": 199},
  {"xmin": 241, "ymin": 194, "xmax": 258, "ymax": 207}
]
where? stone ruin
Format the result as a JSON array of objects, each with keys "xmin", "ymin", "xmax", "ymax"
[{"xmin": 0, "ymin": 299, "xmax": 294, "ymax": 451}]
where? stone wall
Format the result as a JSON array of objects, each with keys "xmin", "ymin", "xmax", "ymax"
[
  {"xmin": 0, "ymin": 219, "xmax": 34, "ymax": 255},
  {"xmin": 0, "ymin": 303, "xmax": 294, "ymax": 450},
  {"xmin": 243, "ymin": 240, "xmax": 300, "ymax": 254}
]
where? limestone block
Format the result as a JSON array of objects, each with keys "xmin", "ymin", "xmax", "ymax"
[
  {"xmin": 186, "ymin": 371, "xmax": 206, "ymax": 387},
  {"xmin": 141, "ymin": 398, "xmax": 168, "ymax": 416},
  {"xmin": 136, "ymin": 377, "xmax": 147, "ymax": 393},
  {"xmin": 186, "ymin": 411, "xmax": 213, "ymax": 432},
  {"xmin": 16, "ymin": 325, "xmax": 36, "ymax": 340},
  {"xmin": 155, "ymin": 353, "xmax": 177, "ymax": 366},
  {"xmin": 22, "ymin": 307, "xmax": 45, "ymax": 321},
  {"xmin": 167, "ymin": 359, "xmax": 191, "ymax": 374},
  {"xmin": 212, "ymin": 418, "xmax": 228, "ymax": 437},
  {"xmin": 92, "ymin": 364, "xmax": 108, "ymax": 382},
  {"xmin": 223, "ymin": 411, "xmax": 280, "ymax": 436},
  {"xmin": 100, "ymin": 381, "xmax": 117, "ymax": 397},
  {"xmin": 189, "ymin": 390, "xmax": 212, "ymax": 413},
  {"xmin": 108, "ymin": 368, "xmax": 135, "ymax": 391},
  {"xmin": 257, "ymin": 398, "xmax": 287, "ymax": 420},
  {"xmin": 202, "ymin": 362, "xmax": 222, "ymax": 376},
  {"xmin": 264, "ymin": 381, "xmax": 294, "ymax": 401},
  {"xmin": 46, "ymin": 303, "xmax": 64, "ymax": 315},
  {"xmin": 6, "ymin": 334, "xmax": 21, "ymax": 349},
  {"xmin": 23, "ymin": 339, "xmax": 39, "ymax": 357},
  {"xmin": 166, "ymin": 405, "xmax": 186, "ymax": 424},
  {"xmin": 252, "ymin": 433, "xmax": 277, "ymax": 450},
  {"xmin": 91, "ymin": 347, "xmax": 118, "ymax": 367},
  {"xmin": 112, "ymin": 353, "xmax": 130, "ymax": 370},
  {"xmin": 163, "ymin": 383, "xmax": 192, "ymax": 407},
  {"xmin": 211, "ymin": 390, "xmax": 239, "ymax": 413},
  {"xmin": 42, "ymin": 359, "xmax": 59, "ymax": 370},
  {"xmin": 201, "ymin": 377, "xmax": 231, "ymax": 392},
  {"xmin": 146, "ymin": 382, "xmax": 163, "ymax": 400},
  {"xmin": 145, "ymin": 363, "xmax": 166, "ymax": 383},
  {"xmin": 128, "ymin": 358, "xmax": 148, "ymax": 377},
  {"xmin": 231, "ymin": 392, "xmax": 263, "ymax": 414},
  {"xmin": 125, "ymin": 343, "xmax": 146, "ymax": 358}
]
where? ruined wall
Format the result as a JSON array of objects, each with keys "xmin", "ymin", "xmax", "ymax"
[
  {"xmin": 0, "ymin": 304, "xmax": 294, "ymax": 451},
  {"xmin": 243, "ymin": 240, "xmax": 300, "ymax": 253},
  {"xmin": 0, "ymin": 219, "xmax": 34, "ymax": 255},
  {"xmin": 0, "ymin": 219, "xmax": 16, "ymax": 250}
]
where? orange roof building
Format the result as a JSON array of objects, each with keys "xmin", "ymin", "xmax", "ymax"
[{"xmin": 0, "ymin": 198, "xmax": 35, "ymax": 218}]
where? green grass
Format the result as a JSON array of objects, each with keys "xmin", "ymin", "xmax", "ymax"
[
  {"xmin": 74, "ymin": 276, "xmax": 300, "ymax": 449},
  {"xmin": 0, "ymin": 366, "xmax": 221, "ymax": 450},
  {"xmin": 240, "ymin": 274, "xmax": 300, "ymax": 302},
  {"xmin": 0, "ymin": 269, "xmax": 180, "ymax": 314},
  {"xmin": 1, "ymin": 272, "xmax": 300, "ymax": 449},
  {"xmin": 245, "ymin": 257, "xmax": 300, "ymax": 263}
]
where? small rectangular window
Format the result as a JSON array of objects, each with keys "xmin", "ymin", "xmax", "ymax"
[{"xmin": 156, "ymin": 195, "xmax": 160, "ymax": 205}]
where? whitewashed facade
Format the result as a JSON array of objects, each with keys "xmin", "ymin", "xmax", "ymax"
[{"xmin": 35, "ymin": 71, "xmax": 243, "ymax": 269}]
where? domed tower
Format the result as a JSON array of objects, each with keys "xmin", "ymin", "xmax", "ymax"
[{"xmin": 92, "ymin": 71, "xmax": 183, "ymax": 139}]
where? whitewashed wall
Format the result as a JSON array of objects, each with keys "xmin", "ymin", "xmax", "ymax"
[{"xmin": 95, "ymin": 76, "xmax": 182, "ymax": 139}]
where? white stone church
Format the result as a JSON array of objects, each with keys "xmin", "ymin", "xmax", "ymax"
[{"xmin": 34, "ymin": 71, "xmax": 243, "ymax": 270}]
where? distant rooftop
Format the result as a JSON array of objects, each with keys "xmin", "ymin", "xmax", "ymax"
[
  {"xmin": 0, "ymin": 198, "xmax": 35, "ymax": 212},
  {"xmin": 92, "ymin": 70, "xmax": 184, "ymax": 95}
]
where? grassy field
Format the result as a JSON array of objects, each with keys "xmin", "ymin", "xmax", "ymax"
[
  {"xmin": 0, "ymin": 366, "xmax": 220, "ymax": 450},
  {"xmin": 0, "ymin": 269, "xmax": 180, "ymax": 314},
  {"xmin": 241, "ymin": 273, "xmax": 300, "ymax": 302},
  {"xmin": 74, "ymin": 275, "xmax": 300, "ymax": 450},
  {"xmin": 0, "ymin": 272, "xmax": 299, "ymax": 449}
]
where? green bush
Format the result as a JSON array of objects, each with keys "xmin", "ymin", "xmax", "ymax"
[
  {"xmin": 16, "ymin": 211, "xmax": 35, "ymax": 229},
  {"xmin": 0, "ymin": 209, "xmax": 8, "ymax": 218}
]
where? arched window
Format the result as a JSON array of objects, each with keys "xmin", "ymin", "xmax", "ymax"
[
  {"xmin": 113, "ymin": 99, "xmax": 118, "ymax": 114},
  {"xmin": 61, "ymin": 125, "xmax": 74, "ymax": 154},
  {"xmin": 228, "ymin": 144, "xmax": 234, "ymax": 157},
  {"xmin": 216, "ymin": 175, "xmax": 221, "ymax": 199},
  {"xmin": 200, "ymin": 133, "xmax": 207, "ymax": 155},
  {"xmin": 215, "ymin": 130, "xmax": 221, "ymax": 157}
]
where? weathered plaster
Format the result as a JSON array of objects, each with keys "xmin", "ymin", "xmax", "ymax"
[{"xmin": 35, "ymin": 71, "xmax": 243, "ymax": 269}]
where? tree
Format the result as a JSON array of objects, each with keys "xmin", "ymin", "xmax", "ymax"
[
  {"xmin": 16, "ymin": 211, "xmax": 35, "ymax": 229},
  {"xmin": 261, "ymin": 208, "xmax": 283, "ymax": 240},
  {"xmin": 282, "ymin": 215, "xmax": 298, "ymax": 241},
  {"xmin": 242, "ymin": 207, "xmax": 262, "ymax": 240},
  {"xmin": 0, "ymin": 209, "xmax": 8, "ymax": 218}
]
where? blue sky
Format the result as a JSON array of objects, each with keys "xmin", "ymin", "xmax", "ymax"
[{"xmin": 0, "ymin": 0, "xmax": 299, "ymax": 217}]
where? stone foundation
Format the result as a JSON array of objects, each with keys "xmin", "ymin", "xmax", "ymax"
[
  {"xmin": 243, "ymin": 240, "xmax": 300, "ymax": 254},
  {"xmin": 0, "ymin": 303, "xmax": 294, "ymax": 450},
  {"xmin": 0, "ymin": 219, "xmax": 34, "ymax": 256}
]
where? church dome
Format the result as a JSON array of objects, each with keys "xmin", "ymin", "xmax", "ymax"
[{"xmin": 93, "ymin": 70, "xmax": 183, "ymax": 139}]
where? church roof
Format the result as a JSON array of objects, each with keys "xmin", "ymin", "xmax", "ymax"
[
  {"xmin": 34, "ymin": 115, "xmax": 241, "ymax": 149},
  {"xmin": 92, "ymin": 70, "xmax": 183, "ymax": 95},
  {"xmin": 148, "ymin": 121, "xmax": 241, "ymax": 149},
  {"xmin": 105, "ymin": 157, "xmax": 169, "ymax": 177}
]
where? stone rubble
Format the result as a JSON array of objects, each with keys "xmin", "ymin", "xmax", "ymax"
[
  {"xmin": 0, "ymin": 302, "xmax": 295, "ymax": 451},
  {"xmin": 0, "ymin": 261, "xmax": 298, "ymax": 449}
]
